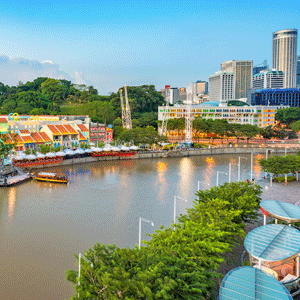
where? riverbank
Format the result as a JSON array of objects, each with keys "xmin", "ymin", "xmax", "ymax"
[{"xmin": 23, "ymin": 145, "xmax": 300, "ymax": 170}]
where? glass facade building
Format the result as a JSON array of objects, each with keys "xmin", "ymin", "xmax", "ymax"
[{"xmin": 251, "ymin": 88, "xmax": 300, "ymax": 107}]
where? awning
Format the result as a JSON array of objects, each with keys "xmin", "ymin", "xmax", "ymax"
[
  {"xmin": 244, "ymin": 224, "xmax": 300, "ymax": 262},
  {"xmin": 261, "ymin": 200, "xmax": 300, "ymax": 223},
  {"xmin": 219, "ymin": 266, "xmax": 293, "ymax": 299}
]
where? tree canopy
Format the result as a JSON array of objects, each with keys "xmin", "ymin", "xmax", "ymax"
[{"xmin": 66, "ymin": 181, "xmax": 262, "ymax": 299}]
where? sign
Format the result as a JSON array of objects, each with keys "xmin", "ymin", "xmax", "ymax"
[
  {"xmin": 165, "ymin": 85, "xmax": 170, "ymax": 89},
  {"xmin": 8, "ymin": 114, "xmax": 59, "ymax": 122}
]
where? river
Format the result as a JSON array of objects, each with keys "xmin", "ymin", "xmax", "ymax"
[{"xmin": 0, "ymin": 153, "xmax": 298, "ymax": 299}]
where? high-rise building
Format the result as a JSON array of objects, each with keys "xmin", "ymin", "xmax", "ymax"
[
  {"xmin": 253, "ymin": 60, "xmax": 269, "ymax": 75},
  {"xmin": 272, "ymin": 29, "xmax": 298, "ymax": 88},
  {"xmin": 297, "ymin": 55, "xmax": 300, "ymax": 88},
  {"xmin": 221, "ymin": 60, "xmax": 253, "ymax": 99},
  {"xmin": 166, "ymin": 87, "xmax": 179, "ymax": 105},
  {"xmin": 253, "ymin": 70, "xmax": 284, "ymax": 89},
  {"xmin": 209, "ymin": 71, "xmax": 234, "ymax": 102},
  {"xmin": 196, "ymin": 80, "xmax": 208, "ymax": 94}
]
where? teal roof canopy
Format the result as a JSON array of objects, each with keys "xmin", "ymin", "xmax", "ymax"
[
  {"xmin": 219, "ymin": 266, "xmax": 293, "ymax": 300},
  {"xmin": 244, "ymin": 224, "xmax": 300, "ymax": 262},
  {"xmin": 261, "ymin": 200, "xmax": 300, "ymax": 223}
]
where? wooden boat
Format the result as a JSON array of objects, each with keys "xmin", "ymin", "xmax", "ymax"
[{"xmin": 35, "ymin": 172, "xmax": 69, "ymax": 184}]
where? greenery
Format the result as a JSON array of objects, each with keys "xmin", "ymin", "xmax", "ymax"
[
  {"xmin": 0, "ymin": 133, "xmax": 16, "ymax": 159},
  {"xmin": 275, "ymin": 107, "xmax": 300, "ymax": 125},
  {"xmin": 259, "ymin": 154, "xmax": 300, "ymax": 179},
  {"xmin": 66, "ymin": 181, "xmax": 262, "ymax": 299},
  {"xmin": 0, "ymin": 79, "xmax": 165, "ymax": 127},
  {"xmin": 274, "ymin": 176, "xmax": 297, "ymax": 182}
]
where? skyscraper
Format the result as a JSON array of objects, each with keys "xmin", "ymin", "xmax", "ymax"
[
  {"xmin": 272, "ymin": 29, "xmax": 298, "ymax": 88},
  {"xmin": 221, "ymin": 60, "xmax": 253, "ymax": 99},
  {"xmin": 209, "ymin": 71, "xmax": 234, "ymax": 102},
  {"xmin": 297, "ymin": 55, "xmax": 300, "ymax": 88}
]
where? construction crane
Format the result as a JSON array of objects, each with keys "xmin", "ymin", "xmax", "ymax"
[
  {"xmin": 119, "ymin": 88, "xmax": 126, "ymax": 128},
  {"xmin": 185, "ymin": 92, "xmax": 193, "ymax": 145},
  {"xmin": 160, "ymin": 103, "xmax": 169, "ymax": 136},
  {"xmin": 124, "ymin": 84, "xmax": 132, "ymax": 130}
]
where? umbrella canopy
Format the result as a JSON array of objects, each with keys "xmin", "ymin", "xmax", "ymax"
[
  {"xmin": 14, "ymin": 154, "xmax": 26, "ymax": 160},
  {"xmin": 56, "ymin": 151, "xmax": 66, "ymax": 157},
  {"xmin": 84, "ymin": 148, "xmax": 93, "ymax": 153},
  {"xmin": 111, "ymin": 146, "xmax": 120, "ymax": 152},
  {"xmin": 219, "ymin": 266, "xmax": 293, "ymax": 300},
  {"xmin": 45, "ymin": 152, "xmax": 56, "ymax": 158},
  {"xmin": 93, "ymin": 147, "xmax": 103, "ymax": 152},
  {"xmin": 130, "ymin": 145, "xmax": 139, "ymax": 150},
  {"xmin": 103, "ymin": 145, "xmax": 112, "ymax": 151},
  {"xmin": 36, "ymin": 152, "xmax": 45, "ymax": 159},
  {"xmin": 75, "ymin": 148, "xmax": 85, "ymax": 154},
  {"xmin": 121, "ymin": 146, "xmax": 130, "ymax": 151},
  {"xmin": 25, "ymin": 154, "xmax": 37, "ymax": 160}
]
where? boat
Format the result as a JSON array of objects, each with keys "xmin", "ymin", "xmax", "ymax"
[
  {"xmin": 35, "ymin": 172, "xmax": 69, "ymax": 184},
  {"xmin": 0, "ymin": 166, "xmax": 32, "ymax": 187}
]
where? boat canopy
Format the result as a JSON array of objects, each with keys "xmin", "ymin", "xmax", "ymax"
[
  {"xmin": 261, "ymin": 200, "xmax": 300, "ymax": 223},
  {"xmin": 219, "ymin": 266, "xmax": 293, "ymax": 300},
  {"xmin": 37, "ymin": 172, "xmax": 57, "ymax": 177},
  {"xmin": 244, "ymin": 224, "xmax": 300, "ymax": 262}
]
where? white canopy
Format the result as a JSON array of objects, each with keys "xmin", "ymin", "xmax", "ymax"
[
  {"xmin": 36, "ymin": 152, "xmax": 46, "ymax": 159},
  {"xmin": 75, "ymin": 148, "xmax": 85, "ymax": 154},
  {"xmin": 45, "ymin": 152, "xmax": 56, "ymax": 158},
  {"xmin": 130, "ymin": 145, "xmax": 139, "ymax": 150},
  {"xmin": 25, "ymin": 154, "xmax": 37, "ymax": 160},
  {"xmin": 56, "ymin": 151, "xmax": 66, "ymax": 157},
  {"xmin": 121, "ymin": 146, "xmax": 130, "ymax": 151}
]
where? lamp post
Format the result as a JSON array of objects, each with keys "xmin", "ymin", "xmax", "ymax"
[
  {"xmin": 238, "ymin": 156, "xmax": 247, "ymax": 181},
  {"xmin": 216, "ymin": 171, "xmax": 228, "ymax": 186},
  {"xmin": 197, "ymin": 181, "xmax": 210, "ymax": 191},
  {"xmin": 250, "ymin": 152, "xmax": 253, "ymax": 181},
  {"xmin": 173, "ymin": 195, "xmax": 187, "ymax": 225},
  {"xmin": 139, "ymin": 217, "xmax": 154, "ymax": 249},
  {"xmin": 78, "ymin": 253, "xmax": 93, "ymax": 296}
]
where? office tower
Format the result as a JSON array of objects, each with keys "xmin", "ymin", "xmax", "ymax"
[
  {"xmin": 196, "ymin": 80, "xmax": 208, "ymax": 94},
  {"xmin": 179, "ymin": 87, "xmax": 187, "ymax": 101},
  {"xmin": 166, "ymin": 87, "xmax": 179, "ymax": 105},
  {"xmin": 186, "ymin": 82, "xmax": 197, "ymax": 102},
  {"xmin": 253, "ymin": 60, "xmax": 269, "ymax": 75},
  {"xmin": 297, "ymin": 56, "xmax": 300, "ymax": 88},
  {"xmin": 221, "ymin": 60, "xmax": 253, "ymax": 99},
  {"xmin": 209, "ymin": 71, "xmax": 234, "ymax": 102},
  {"xmin": 272, "ymin": 29, "xmax": 298, "ymax": 88},
  {"xmin": 253, "ymin": 70, "xmax": 284, "ymax": 89}
]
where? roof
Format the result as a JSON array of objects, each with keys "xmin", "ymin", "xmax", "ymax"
[
  {"xmin": 39, "ymin": 132, "xmax": 52, "ymax": 142},
  {"xmin": 244, "ymin": 224, "xmax": 300, "ymax": 262},
  {"xmin": 219, "ymin": 266, "xmax": 293, "ymax": 300},
  {"xmin": 19, "ymin": 129, "xmax": 30, "ymax": 134},
  {"xmin": 64, "ymin": 124, "xmax": 78, "ymax": 135},
  {"xmin": 0, "ymin": 118, "xmax": 8, "ymax": 123},
  {"xmin": 30, "ymin": 132, "xmax": 45, "ymax": 143},
  {"xmin": 47, "ymin": 125, "xmax": 61, "ymax": 135},
  {"xmin": 55, "ymin": 125, "xmax": 69, "ymax": 135},
  {"xmin": 261, "ymin": 201, "xmax": 300, "ymax": 223},
  {"xmin": 1, "ymin": 133, "xmax": 14, "ymax": 144},
  {"xmin": 77, "ymin": 124, "xmax": 88, "ymax": 131},
  {"xmin": 21, "ymin": 135, "xmax": 35, "ymax": 143},
  {"xmin": 78, "ymin": 131, "xmax": 87, "ymax": 141}
]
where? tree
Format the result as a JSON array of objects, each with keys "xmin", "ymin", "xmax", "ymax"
[{"xmin": 66, "ymin": 182, "xmax": 262, "ymax": 299}]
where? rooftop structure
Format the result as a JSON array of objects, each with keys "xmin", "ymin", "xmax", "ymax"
[{"xmin": 253, "ymin": 70, "xmax": 284, "ymax": 89}]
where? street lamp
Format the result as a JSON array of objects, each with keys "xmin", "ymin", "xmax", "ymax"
[
  {"xmin": 197, "ymin": 180, "xmax": 210, "ymax": 191},
  {"xmin": 238, "ymin": 156, "xmax": 247, "ymax": 181},
  {"xmin": 173, "ymin": 195, "xmax": 187, "ymax": 226},
  {"xmin": 216, "ymin": 171, "xmax": 228, "ymax": 186},
  {"xmin": 139, "ymin": 217, "xmax": 154, "ymax": 249},
  {"xmin": 78, "ymin": 253, "xmax": 93, "ymax": 296}
]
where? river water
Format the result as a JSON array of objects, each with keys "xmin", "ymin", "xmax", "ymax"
[{"xmin": 0, "ymin": 153, "xmax": 299, "ymax": 299}]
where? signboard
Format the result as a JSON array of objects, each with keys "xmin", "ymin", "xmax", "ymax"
[{"xmin": 8, "ymin": 114, "xmax": 59, "ymax": 122}]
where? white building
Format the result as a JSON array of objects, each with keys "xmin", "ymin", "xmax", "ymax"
[
  {"xmin": 158, "ymin": 103, "xmax": 283, "ymax": 128},
  {"xmin": 209, "ymin": 71, "xmax": 234, "ymax": 102},
  {"xmin": 221, "ymin": 60, "xmax": 253, "ymax": 99},
  {"xmin": 253, "ymin": 70, "xmax": 284, "ymax": 89},
  {"xmin": 273, "ymin": 29, "xmax": 298, "ymax": 88}
]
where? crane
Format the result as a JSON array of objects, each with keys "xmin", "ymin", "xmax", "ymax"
[
  {"xmin": 119, "ymin": 88, "xmax": 126, "ymax": 128},
  {"xmin": 160, "ymin": 103, "xmax": 169, "ymax": 136},
  {"xmin": 124, "ymin": 84, "xmax": 132, "ymax": 130},
  {"xmin": 185, "ymin": 91, "xmax": 193, "ymax": 145}
]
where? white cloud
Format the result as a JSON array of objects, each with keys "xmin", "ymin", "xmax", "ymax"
[{"xmin": 0, "ymin": 55, "xmax": 90, "ymax": 88}]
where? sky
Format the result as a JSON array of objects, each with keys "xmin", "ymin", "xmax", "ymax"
[{"xmin": 0, "ymin": 0, "xmax": 299, "ymax": 94}]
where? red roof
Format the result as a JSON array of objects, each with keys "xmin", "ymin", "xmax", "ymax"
[
  {"xmin": 30, "ymin": 132, "xmax": 44, "ymax": 143},
  {"xmin": 64, "ymin": 124, "xmax": 78, "ymax": 135},
  {"xmin": 77, "ymin": 124, "xmax": 88, "ymax": 132},
  {"xmin": 21, "ymin": 135, "xmax": 35, "ymax": 143},
  {"xmin": 47, "ymin": 125, "xmax": 61, "ymax": 134},
  {"xmin": 55, "ymin": 125, "xmax": 69, "ymax": 135},
  {"xmin": 39, "ymin": 132, "xmax": 52, "ymax": 142},
  {"xmin": 19, "ymin": 129, "xmax": 30, "ymax": 134},
  {"xmin": 78, "ymin": 131, "xmax": 87, "ymax": 141},
  {"xmin": 0, "ymin": 118, "xmax": 7, "ymax": 123},
  {"xmin": 2, "ymin": 133, "xmax": 14, "ymax": 144}
]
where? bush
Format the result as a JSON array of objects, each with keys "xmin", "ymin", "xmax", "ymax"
[{"xmin": 274, "ymin": 176, "xmax": 296, "ymax": 182}]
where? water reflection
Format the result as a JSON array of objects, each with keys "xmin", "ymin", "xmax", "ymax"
[
  {"xmin": 205, "ymin": 157, "xmax": 216, "ymax": 185},
  {"xmin": 254, "ymin": 154, "xmax": 264, "ymax": 178},
  {"xmin": 155, "ymin": 162, "xmax": 168, "ymax": 203},
  {"xmin": 8, "ymin": 188, "xmax": 16, "ymax": 221},
  {"xmin": 179, "ymin": 158, "xmax": 195, "ymax": 199}
]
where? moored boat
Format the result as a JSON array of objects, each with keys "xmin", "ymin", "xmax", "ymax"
[{"xmin": 35, "ymin": 172, "xmax": 69, "ymax": 184}]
